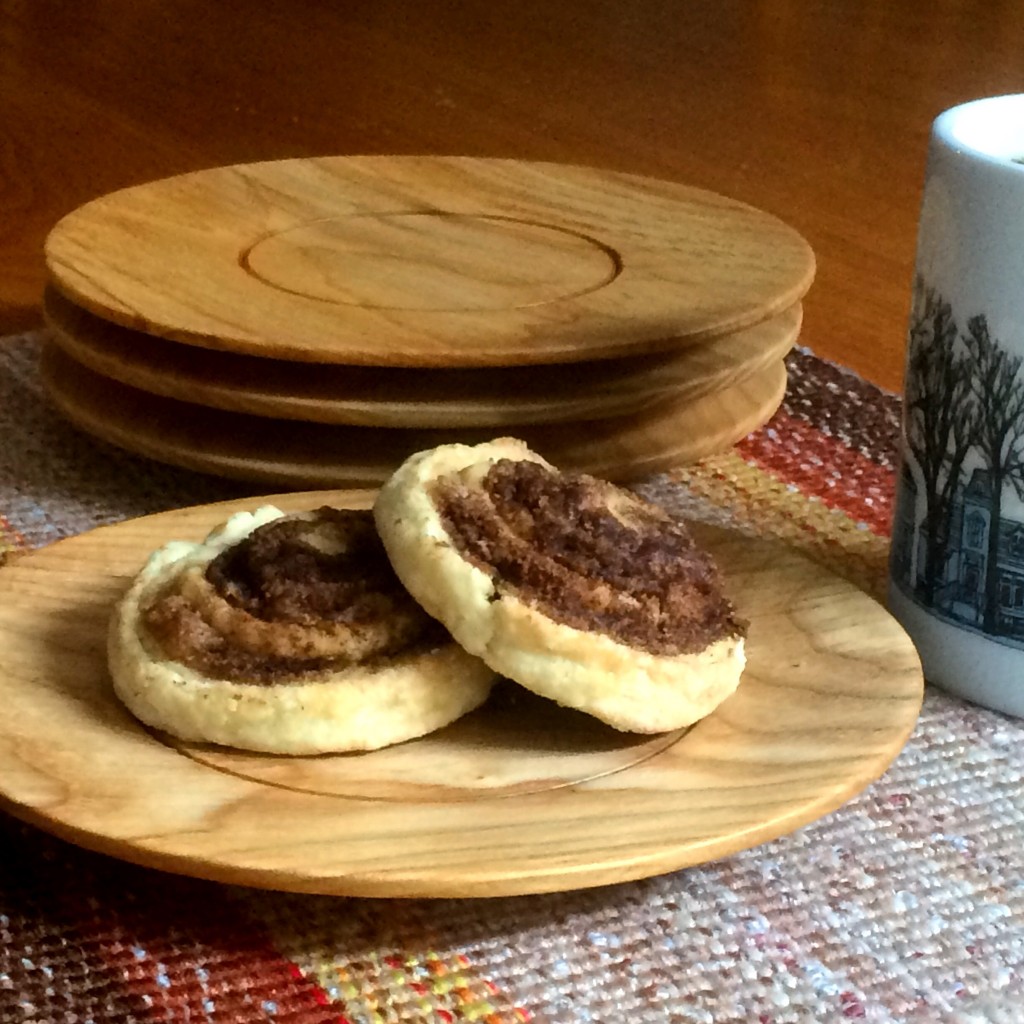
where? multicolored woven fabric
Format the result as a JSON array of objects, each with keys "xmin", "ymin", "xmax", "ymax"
[{"xmin": 1, "ymin": 333, "xmax": 1021, "ymax": 1024}]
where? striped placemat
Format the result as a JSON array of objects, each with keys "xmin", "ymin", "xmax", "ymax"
[{"xmin": 1, "ymin": 333, "xmax": 1021, "ymax": 1024}]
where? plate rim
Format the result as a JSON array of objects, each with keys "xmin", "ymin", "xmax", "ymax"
[
  {"xmin": 39, "ymin": 344, "xmax": 789, "ymax": 486},
  {"xmin": 41, "ymin": 284, "xmax": 803, "ymax": 429}
]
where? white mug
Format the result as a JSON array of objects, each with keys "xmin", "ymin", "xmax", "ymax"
[{"xmin": 889, "ymin": 94, "xmax": 1024, "ymax": 717}]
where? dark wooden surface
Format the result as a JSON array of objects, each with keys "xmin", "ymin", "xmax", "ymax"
[{"xmin": 4, "ymin": 0, "xmax": 1024, "ymax": 390}]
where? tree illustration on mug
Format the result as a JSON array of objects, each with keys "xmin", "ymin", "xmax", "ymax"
[{"xmin": 894, "ymin": 277, "xmax": 1024, "ymax": 641}]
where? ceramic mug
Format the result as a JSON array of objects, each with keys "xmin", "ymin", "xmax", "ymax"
[{"xmin": 889, "ymin": 94, "xmax": 1024, "ymax": 718}]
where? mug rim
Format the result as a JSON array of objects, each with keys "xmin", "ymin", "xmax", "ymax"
[{"xmin": 933, "ymin": 93, "xmax": 1024, "ymax": 172}]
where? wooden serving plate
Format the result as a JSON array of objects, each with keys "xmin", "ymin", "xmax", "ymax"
[
  {"xmin": 40, "ymin": 343, "xmax": 788, "ymax": 485},
  {"xmin": 0, "ymin": 491, "xmax": 924, "ymax": 897},
  {"xmin": 43, "ymin": 286, "xmax": 801, "ymax": 428},
  {"xmin": 44, "ymin": 156, "xmax": 815, "ymax": 367}
]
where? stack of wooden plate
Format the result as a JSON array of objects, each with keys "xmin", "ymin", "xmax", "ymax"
[{"xmin": 41, "ymin": 156, "xmax": 815, "ymax": 486}]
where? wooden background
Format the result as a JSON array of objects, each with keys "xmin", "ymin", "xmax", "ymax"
[{"xmin": 4, "ymin": 0, "xmax": 1024, "ymax": 391}]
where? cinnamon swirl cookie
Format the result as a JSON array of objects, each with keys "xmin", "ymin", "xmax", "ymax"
[
  {"xmin": 374, "ymin": 439, "xmax": 747, "ymax": 733},
  {"xmin": 109, "ymin": 505, "xmax": 496, "ymax": 753}
]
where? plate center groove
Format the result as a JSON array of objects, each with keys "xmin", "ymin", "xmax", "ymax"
[
  {"xmin": 239, "ymin": 212, "xmax": 621, "ymax": 311},
  {"xmin": 162, "ymin": 685, "xmax": 686, "ymax": 802}
]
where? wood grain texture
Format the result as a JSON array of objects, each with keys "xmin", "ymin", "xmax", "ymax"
[
  {"xmin": 0, "ymin": 490, "xmax": 923, "ymax": 897},
  {"xmin": 40, "ymin": 343, "xmax": 788, "ymax": 485},
  {"xmin": 44, "ymin": 156, "xmax": 814, "ymax": 366},
  {"xmin": 43, "ymin": 286, "xmax": 801, "ymax": 427},
  {"xmin": 8, "ymin": 1, "xmax": 1024, "ymax": 386},
  {"xmin": 8, "ymin": 3, "xmax": 1024, "ymax": 385}
]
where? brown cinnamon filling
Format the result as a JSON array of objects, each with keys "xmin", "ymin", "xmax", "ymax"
[
  {"xmin": 141, "ymin": 507, "xmax": 443, "ymax": 683},
  {"xmin": 432, "ymin": 460, "xmax": 746, "ymax": 655}
]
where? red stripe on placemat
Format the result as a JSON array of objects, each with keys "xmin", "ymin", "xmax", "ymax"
[
  {"xmin": 736, "ymin": 409, "xmax": 895, "ymax": 535},
  {"xmin": 0, "ymin": 513, "xmax": 26, "ymax": 558},
  {"xmin": 95, "ymin": 910, "xmax": 347, "ymax": 1023},
  {"xmin": 782, "ymin": 349, "xmax": 902, "ymax": 469},
  {"xmin": 0, "ymin": 817, "xmax": 349, "ymax": 1023}
]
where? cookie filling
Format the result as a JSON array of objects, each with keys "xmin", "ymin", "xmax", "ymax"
[
  {"xmin": 142, "ymin": 507, "xmax": 444, "ymax": 683},
  {"xmin": 432, "ymin": 460, "xmax": 746, "ymax": 655}
]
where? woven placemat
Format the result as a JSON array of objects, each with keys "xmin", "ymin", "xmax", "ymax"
[{"xmin": 1, "ymin": 333, "xmax": 1021, "ymax": 1024}]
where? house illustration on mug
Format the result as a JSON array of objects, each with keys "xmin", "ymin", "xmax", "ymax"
[{"xmin": 892, "ymin": 463, "xmax": 1024, "ymax": 641}]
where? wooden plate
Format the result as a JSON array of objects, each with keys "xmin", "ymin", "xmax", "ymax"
[
  {"xmin": 40, "ymin": 343, "xmax": 788, "ymax": 485},
  {"xmin": 43, "ymin": 286, "xmax": 801, "ymax": 427},
  {"xmin": 44, "ymin": 156, "xmax": 815, "ymax": 367},
  {"xmin": 0, "ymin": 491, "xmax": 923, "ymax": 897}
]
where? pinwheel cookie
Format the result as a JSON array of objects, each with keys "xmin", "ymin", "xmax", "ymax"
[
  {"xmin": 373, "ymin": 439, "xmax": 747, "ymax": 733},
  {"xmin": 108, "ymin": 505, "xmax": 495, "ymax": 753}
]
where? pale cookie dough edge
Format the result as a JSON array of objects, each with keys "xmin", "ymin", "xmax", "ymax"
[{"xmin": 485, "ymin": 595, "xmax": 745, "ymax": 732}]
